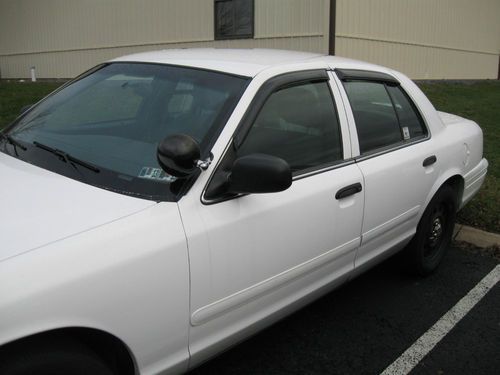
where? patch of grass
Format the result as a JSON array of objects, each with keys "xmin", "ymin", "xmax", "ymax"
[
  {"xmin": 457, "ymin": 175, "xmax": 499, "ymax": 233},
  {"xmin": 0, "ymin": 81, "xmax": 62, "ymax": 128},
  {"xmin": 417, "ymin": 81, "xmax": 500, "ymax": 233}
]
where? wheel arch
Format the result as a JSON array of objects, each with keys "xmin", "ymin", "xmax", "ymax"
[
  {"xmin": 444, "ymin": 174, "xmax": 464, "ymax": 211},
  {"xmin": 0, "ymin": 327, "xmax": 137, "ymax": 375},
  {"xmin": 422, "ymin": 171, "xmax": 464, "ymax": 221}
]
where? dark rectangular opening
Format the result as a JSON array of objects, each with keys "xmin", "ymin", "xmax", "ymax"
[{"xmin": 214, "ymin": 0, "xmax": 254, "ymax": 40}]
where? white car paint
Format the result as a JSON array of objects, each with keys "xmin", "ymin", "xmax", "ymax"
[
  {"xmin": 0, "ymin": 202, "xmax": 191, "ymax": 374},
  {"xmin": 112, "ymin": 48, "xmax": 325, "ymax": 78},
  {"xmin": 181, "ymin": 162, "xmax": 364, "ymax": 365},
  {"xmin": 0, "ymin": 152, "xmax": 155, "ymax": 261},
  {"xmin": 0, "ymin": 49, "xmax": 488, "ymax": 374}
]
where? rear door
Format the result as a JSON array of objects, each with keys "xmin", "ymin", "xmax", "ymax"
[
  {"xmin": 333, "ymin": 69, "xmax": 436, "ymax": 271},
  {"xmin": 178, "ymin": 70, "xmax": 365, "ymax": 363}
]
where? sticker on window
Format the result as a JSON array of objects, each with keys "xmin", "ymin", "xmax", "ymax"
[
  {"xmin": 138, "ymin": 167, "xmax": 176, "ymax": 182},
  {"xmin": 402, "ymin": 126, "xmax": 410, "ymax": 140}
]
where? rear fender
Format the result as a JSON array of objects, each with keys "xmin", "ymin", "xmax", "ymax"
[{"xmin": 419, "ymin": 168, "xmax": 464, "ymax": 222}]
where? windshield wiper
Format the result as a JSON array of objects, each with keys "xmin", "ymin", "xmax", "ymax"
[
  {"xmin": 0, "ymin": 133, "xmax": 27, "ymax": 156},
  {"xmin": 33, "ymin": 141, "xmax": 100, "ymax": 173}
]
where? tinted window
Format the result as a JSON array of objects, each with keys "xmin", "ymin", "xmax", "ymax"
[
  {"xmin": 386, "ymin": 85, "xmax": 427, "ymax": 139},
  {"xmin": 344, "ymin": 81, "xmax": 402, "ymax": 154},
  {"xmin": 238, "ymin": 81, "xmax": 342, "ymax": 173},
  {"xmin": 38, "ymin": 74, "xmax": 150, "ymax": 128},
  {"xmin": 3, "ymin": 63, "xmax": 248, "ymax": 201},
  {"xmin": 215, "ymin": 0, "xmax": 254, "ymax": 39}
]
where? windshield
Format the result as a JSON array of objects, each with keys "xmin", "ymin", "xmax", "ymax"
[{"xmin": 1, "ymin": 63, "xmax": 249, "ymax": 201}]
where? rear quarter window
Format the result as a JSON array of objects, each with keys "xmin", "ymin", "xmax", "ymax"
[{"xmin": 385, "ymin": 85, "xmax": 427, "ymax": 139}]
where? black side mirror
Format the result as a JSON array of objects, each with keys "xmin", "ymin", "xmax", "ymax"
[
  {"xmin": 157, "ymin": 134, "xmax": 201, "ymax": 178},
  {"xmin": 228, "ymin": 154, "xmax": 292, "ymax": 194}
]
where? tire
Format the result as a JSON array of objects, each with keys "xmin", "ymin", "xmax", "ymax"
[
  {"xmin": 0, "ymin": 336, "xmax": 115, "ymax": 375},
  {"xmin": 406, "ymin": 185, "xmax": 457, "ymax": 276}
]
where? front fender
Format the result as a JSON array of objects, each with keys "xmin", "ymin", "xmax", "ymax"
[{"xmin": 0, "ymin": 203, "xmax": 190, "ymax": 375}]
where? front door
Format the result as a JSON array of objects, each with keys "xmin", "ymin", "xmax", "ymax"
[{"xmin": 178, "ymin": 72, "xmax": 364, "ymax": 363}]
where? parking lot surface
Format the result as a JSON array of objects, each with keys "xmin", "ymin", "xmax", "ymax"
[{"xmin": 190, "ymin": 244, "xmax": 499, "ymax": 374}]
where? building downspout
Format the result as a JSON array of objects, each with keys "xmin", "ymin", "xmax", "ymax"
[{"xmin": 329, "ymin": 0, "xmax": 336, "ymax": 55}]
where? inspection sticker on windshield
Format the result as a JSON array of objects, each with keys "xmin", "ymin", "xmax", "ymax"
[{"xmin": 138, "ymin": 167, "xmax": 176, "ymax": 182}]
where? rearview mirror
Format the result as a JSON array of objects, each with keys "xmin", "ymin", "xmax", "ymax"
[
  {"xmin": 157, "ymin": 134, "xmax": 201, "ymax": 178},
  {"xmin": 228, "ymin": 154, "xmax": 292, "ymax": 194}
]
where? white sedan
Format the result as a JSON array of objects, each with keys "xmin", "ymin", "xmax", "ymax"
[{"xmin": 0, "ymin": 49, "xmax": 487, "ymax": 374}]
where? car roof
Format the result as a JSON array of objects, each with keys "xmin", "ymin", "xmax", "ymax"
[{"xmin": 110, "ymin": 48, "xmax": 387, "ymax": 77}]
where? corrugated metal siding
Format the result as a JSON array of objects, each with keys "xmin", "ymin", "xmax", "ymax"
[
  {"xmin": 2, "ymin": 0, "xmax": 498, "ymax": 79},
  {"xmin": 335, "ymin": 0, "xmax": 500, "ymax": 79},
  {"xmin": 0, "ymin": 0, "xmax": 213, "ymax": 54},
  {"xmin": 255, "ymin": 0, "xmax": 325, "ymax": 38},
  {"xmin": 0, "ymin": 0, "xmax": 329, "ymax": 79}
]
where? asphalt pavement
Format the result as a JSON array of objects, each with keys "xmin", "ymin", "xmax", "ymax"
[{"xmin": 189, "ymin": 243, "xmax": 499, "ymax": 375}]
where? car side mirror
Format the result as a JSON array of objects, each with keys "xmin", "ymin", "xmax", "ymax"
[
  {"xmin": 228, "ymin": 154, "xmax": 292, "ymax": 194},
  {"xmin": 157, "ymin": 134, "xmax": 201, "ymax": 178}
]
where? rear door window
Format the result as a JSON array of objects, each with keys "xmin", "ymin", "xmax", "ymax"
[{"xmin": 343, "ymin": 81, "xmax": 402, "ymax": 154}]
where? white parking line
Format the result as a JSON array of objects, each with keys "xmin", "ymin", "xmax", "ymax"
[{"xmin": 380, "ymin": 264, "xmax": 500, "ymax": 375}]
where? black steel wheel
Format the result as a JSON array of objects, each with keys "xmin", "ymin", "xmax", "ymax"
[{"xmin": 406, "ymin": 184, "xmax": 457, "ymax": 276}]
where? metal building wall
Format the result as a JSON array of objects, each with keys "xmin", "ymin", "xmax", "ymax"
[
  {"xmin": 0, "ymin": 0, "xmax": 330, "ymax": 79},
  {"xmin": 2, "ymin": 0, "xmax": 498, "ymax": 80},
  {"xmin": 335, "ymin": 0, "xmax": 500, "ymax": 79}
]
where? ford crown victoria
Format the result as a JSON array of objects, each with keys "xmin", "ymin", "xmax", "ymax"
[{"xmin": 0, "ymin": 49, "xmax": 488, "ymax": 374}]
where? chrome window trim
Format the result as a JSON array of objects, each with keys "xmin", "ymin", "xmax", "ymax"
[
  {"xmin": 354, "ymin": 135, "xmax": 430, "ymax": 163},
  {"xmin": 292, "ymin": 159, "xmax": 356, "ymax": 181}
]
